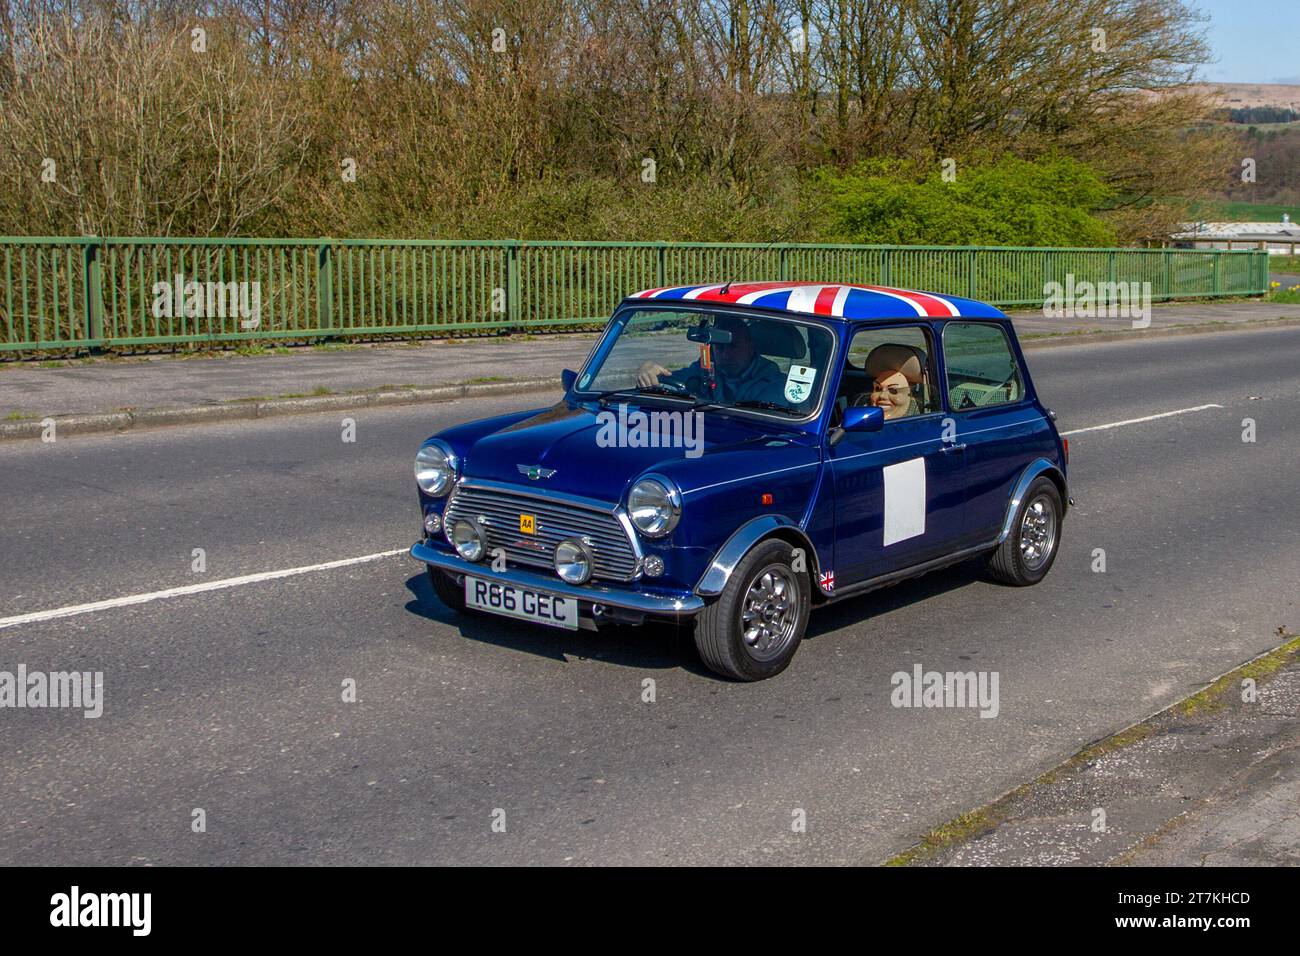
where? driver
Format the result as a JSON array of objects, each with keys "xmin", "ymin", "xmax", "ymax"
[{"xmin": 635, "ymin": 315, "xmax": 786, "ymax": 405}]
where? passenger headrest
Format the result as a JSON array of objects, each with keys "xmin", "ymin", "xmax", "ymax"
[{"xmin": 865, "ymin": 344, "xmax": 927, "ymax": 384}]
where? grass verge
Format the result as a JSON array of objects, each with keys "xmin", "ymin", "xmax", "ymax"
[{"xmin": 883, "ymin": 632, "xmax": 1300, "ymax": 866}]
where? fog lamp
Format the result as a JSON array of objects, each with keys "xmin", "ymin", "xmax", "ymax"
[
  {"xmin": 448, "ymin": 519, "xmax": 485, "ymax": 562},
  {"xmin": 554, "ymin": 537, "xmax": 594, "ymax": 584}
]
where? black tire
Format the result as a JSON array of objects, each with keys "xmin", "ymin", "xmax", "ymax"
[
  {"xmin": 693, "ymin": 539, "xmax": 810, "ymax": 681},
  {"xmin": 427, "ymin": 567, "xmax": 467, "ymax": 612},
  {"xmin": 986, "ymin": 477, "xmax": 1062, "ymax": 586}
]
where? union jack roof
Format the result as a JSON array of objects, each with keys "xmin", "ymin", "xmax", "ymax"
[{"xmin": 629, "ymin": 282, "xmax": 1005, "ymax": 320}]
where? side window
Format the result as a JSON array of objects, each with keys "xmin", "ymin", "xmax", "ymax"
[
  {"xmin": 943, "ymin": 323, "xmax": 1024, "ymax": 410},
  {"xmin": 838, "ymin": 326, "xmax": 938, "ymax": 422}
]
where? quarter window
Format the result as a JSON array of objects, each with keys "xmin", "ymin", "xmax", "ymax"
[{"xmin": 943, "ymin": 322, "xmax": 1023, "ymax": 410}]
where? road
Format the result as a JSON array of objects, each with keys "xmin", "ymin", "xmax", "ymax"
[{"xmin": 2, "ymin": 325, "xmax": 1298, "ymax": 865}]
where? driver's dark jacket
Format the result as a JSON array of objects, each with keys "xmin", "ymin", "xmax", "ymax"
[{"xmin": 661, "ymin": 354, "xmax": 787, "ymax": 405}]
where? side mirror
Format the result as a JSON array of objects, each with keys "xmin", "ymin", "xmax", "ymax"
[
  {"xmin": 842, "ymin": 405, "xmax": 884, "ymax": 432},
  {"xmin": 561, "ymin": 369, "xmax": 577, "ymax": 392}
]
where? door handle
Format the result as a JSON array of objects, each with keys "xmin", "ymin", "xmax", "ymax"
[{"xmin": 941, "ymin": 442, "xmax": 968, "ymax": 454}]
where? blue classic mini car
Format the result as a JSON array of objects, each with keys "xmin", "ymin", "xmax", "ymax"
[{"xmin": 411, "ymin": 282, "xmax": 1070, "ymax": 680}]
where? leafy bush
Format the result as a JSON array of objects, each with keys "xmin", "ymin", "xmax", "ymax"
[{"xmin": 812, "ymin": 156, "xmax": 1119, "ymax": 247}]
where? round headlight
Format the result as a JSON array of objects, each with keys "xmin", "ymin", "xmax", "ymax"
[
  {"xmin": 415, "ymin": 442, "xmax": 456, "ymax": 497},
  {"xmin": 448, "ymin": 519, "xmax": 485, "ymax": 562},
  {"xmin": 554, "ymin": 537, "xmax": 593, "ymax": 584},
  {"xmin": 628, "ymin": 476, "xmax": 681, "ymax": 538}
]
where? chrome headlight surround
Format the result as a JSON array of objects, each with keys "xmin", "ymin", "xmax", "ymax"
[
  {"xmin": 554, "ymin": 537, "xmax": 594, "ymax": 584},
  {"xmin": 627, "ymin": 474, "xmax": 682, "ymax": 538},
  {"xmin": 415, "ymin": 440, "xmax": 458, "ymax": 497}
]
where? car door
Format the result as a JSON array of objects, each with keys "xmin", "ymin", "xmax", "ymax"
[
  {"xmin": 828, "ymin": 323, "xmax": 968, "ymax": 587},
  {"xmin": 940, "ymin": 320, "xmax": 1045, "ymax": 544}
]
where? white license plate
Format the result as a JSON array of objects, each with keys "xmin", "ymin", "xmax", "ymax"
[{"xmin": 464, "ymin": 576, "xmax": 579, "ymax": 630}]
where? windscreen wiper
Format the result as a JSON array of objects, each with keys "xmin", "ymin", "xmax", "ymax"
[
  {"xmin": 587, "ymin": 382, "xmax": 693, "ymax": 402},
  {"xmin": 692, "ymin": 398, "xmax": 803, "ymax": 416}
]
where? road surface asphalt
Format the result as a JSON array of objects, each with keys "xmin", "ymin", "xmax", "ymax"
[{"xmin": 1, "ymin": 324, "xmax": 1298, "ymax": 865}]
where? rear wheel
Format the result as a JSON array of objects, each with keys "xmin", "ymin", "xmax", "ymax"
[
  {"xmin": 986, "ymin": 477, "xmax": 1062, "ymax": 586},
  {"xmin": 693, "ymin": 539, "xmax": 810, "ymax": 681},
  {"xmin": 427, "ymin": 567, "xmax": 467, "ymax": 612}
]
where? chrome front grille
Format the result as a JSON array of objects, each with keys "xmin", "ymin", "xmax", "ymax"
[{"xmin": 443, "ymin": 482, "xmax": 640, "ymax": 582}]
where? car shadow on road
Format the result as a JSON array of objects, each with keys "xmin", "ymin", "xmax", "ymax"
[
  {"xmin": 403, "ymin": 560, "xmax": 988, "ymax": 678},
  {"xmin": 402, "ymin": 572, "xmax": 708, "ymax": 675},
  {"xmin": 802, "ymin": 559, "xmax": 988, "ymax": 641}
]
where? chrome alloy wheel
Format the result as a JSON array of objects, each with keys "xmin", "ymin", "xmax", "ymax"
[
  {"xmin": 1019, "ymin": 494, "xmax": 1057, "ymax": 571},
  {"xmin": 740, "ymin": 565, "xmax": 801, "ymax": 662}
]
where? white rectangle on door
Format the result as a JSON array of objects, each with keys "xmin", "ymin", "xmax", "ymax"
[{"xmin": 882, "ymin": 456, "xmax": 926, "ymax": 546}]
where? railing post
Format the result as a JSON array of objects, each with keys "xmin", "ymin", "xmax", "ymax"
[
  {"xmin": 882, "ymin": 248, "xmax": 891, "ymax": 285},
  {"xmin": 1162, "ymin": 249, "xmax": 1171, "ymax": 301},
  {"xmin": 1212, "ymin": 251, "xmax": 1221, "ymax": 296},
  {"xmin": 657, "ymin": 243, "xmax": 666, "ymax": 287},
  {"xmin": 967, "ymin": 248, "xmax": 976, "ymax": 298},
  {"xmin": 83, "ymin": 237, "xmax": 104, "ymax": 348},
  {"xmin": 779, "ymin": 246, "xmax": 788, "ymax": 282},
  {"xmin": 506, "ymin": 240, "xmax": 520, "ymax": 328},
  {"xmin": 317, "ymin": 241, "xmax": 333, "ymax": 329},
  {"xmin": 1107, "ymin": 250, "xmax": 1116, "ymax": 312}
]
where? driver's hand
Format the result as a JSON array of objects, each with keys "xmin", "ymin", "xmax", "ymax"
[{"xmin": 636, "ymin": 361, "xmax": 672, "ymax": 387}]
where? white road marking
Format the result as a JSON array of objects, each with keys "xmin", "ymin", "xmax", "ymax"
[
  {"xmin": 1061, "ymin": 404, "xmax": 1224, "ymax": 436},
  {"xmin": 0, "ymin": 549, "xmax": 407, "ymax": 631}
]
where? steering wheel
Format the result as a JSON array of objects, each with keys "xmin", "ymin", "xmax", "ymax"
[
  {"xmin": 652, "ymin": 378, "xmax": 691, "ymax": 395},
  {"xmin": 681, "ymin": 373, "xmax": 709, "ymax": 398}
]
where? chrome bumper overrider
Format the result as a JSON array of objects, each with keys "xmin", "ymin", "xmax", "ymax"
[{"xmin": 410, "ymin": 542, "xmax": 704, "ymax": 616}]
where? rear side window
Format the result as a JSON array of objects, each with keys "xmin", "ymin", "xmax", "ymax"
[{"xmin": 943, "ymin": 322, "xmax": 1024, "ymax": 410}]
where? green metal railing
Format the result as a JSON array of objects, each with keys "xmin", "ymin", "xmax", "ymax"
[{"xmin": 0, "ymin": 237, "xmax": 1271, "ymax": 352}]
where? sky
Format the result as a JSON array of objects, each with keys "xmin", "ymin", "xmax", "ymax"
[{"xmin": 1191, "ymin": 0, "xmax": 1300, "ymax": 84}]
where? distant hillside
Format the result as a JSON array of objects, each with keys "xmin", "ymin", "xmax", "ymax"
[
  {"xmin": 1186, "ymin": 83, "xmax": 1300, "ymax": 112},
  {"xmin": 1186, "ymin": 199, "xmax": 1300, "ymax": 222}
]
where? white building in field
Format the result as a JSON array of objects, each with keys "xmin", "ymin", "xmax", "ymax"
[{"xmin": 1169, "ymin": 216, "xmax": 1300, "ymax": 254}]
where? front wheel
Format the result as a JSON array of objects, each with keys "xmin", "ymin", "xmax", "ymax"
[
  {"xmin": 985, "ymin": 477, "xmax": 1062, "ymax": 586},
  {"xmin": 693, "ymin": 539, "xmax": 810, "ymax": 681},
  {"xmin": 427, "ymin": 567, "xmax": 467, "ymax": 612}
]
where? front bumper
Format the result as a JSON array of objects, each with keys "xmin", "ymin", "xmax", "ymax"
[{"xmin": 410, "ymin": 541, "xmax": 705, "ymax": 617}]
